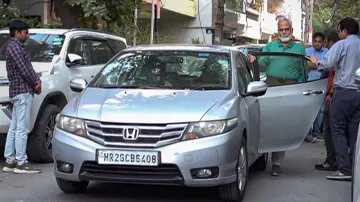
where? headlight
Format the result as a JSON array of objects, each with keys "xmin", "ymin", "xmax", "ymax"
[
  {"xmin": 56, "ymin": 115, "xmax": 86, "ymax": 136},
  {"xmin": 182, "ymin": 118, "xmax": 238, "ymax": 141}
]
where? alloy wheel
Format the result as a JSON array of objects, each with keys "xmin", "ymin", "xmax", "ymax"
[
  {"xmin": 237, "ymin": 146, "xmax": 247, "ymax": 191},
  {"xmin": 45, "ymin": 115, "xmax": 56, "ymax": 152}
]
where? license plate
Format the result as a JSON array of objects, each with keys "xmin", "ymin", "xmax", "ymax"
[{"xmin": 97, "ymin": 150, "xmax": 160, "ymax": 166}]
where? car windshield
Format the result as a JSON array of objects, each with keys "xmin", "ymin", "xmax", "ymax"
[
  {"xmin": 90, "ymin": 51, "xmax": 231, "ymax": 90},
  {"xmin": 0, "ymin": 33, "xmax": 65, "ymax": 62}
]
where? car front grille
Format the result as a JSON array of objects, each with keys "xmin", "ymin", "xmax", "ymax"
[
  {"xmin": 84, "ymin": 121, "xmax": 188, "ymax": 148},
  {"xmin": 79, "ymin": 161, "xmax": 184, "ymax": 185}
]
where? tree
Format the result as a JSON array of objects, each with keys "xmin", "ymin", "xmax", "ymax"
[
  {"xmin": 0, "ymin": 0, "xmax": 40, "ymax": 28},
  {"xmin": 313, "ymin": 0, "xmax": 360, "ymax": 32}
]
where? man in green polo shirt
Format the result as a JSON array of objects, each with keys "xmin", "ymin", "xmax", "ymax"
[{"xmin": 249, "ymin": 17, "xmax": 307, "ymax": 176}]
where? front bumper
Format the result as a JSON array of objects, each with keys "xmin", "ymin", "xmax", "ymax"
[{"xmin": 52, "ymin": 126, "xmax": 241, "ymax": 187}]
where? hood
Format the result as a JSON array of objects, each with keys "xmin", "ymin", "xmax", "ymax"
[{"xmin": 76, "ymin": 88, "xmax": 230, "ymax": 124}]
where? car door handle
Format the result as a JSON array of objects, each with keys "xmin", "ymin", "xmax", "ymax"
[
  {"xmin": 303, "ymin": 90, "xmax": 324, "ymax": 96},
  {"xmin": 91, "ymin": 74, "xmax": 95, "ymax": 78}
]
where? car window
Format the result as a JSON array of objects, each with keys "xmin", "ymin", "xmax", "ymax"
[
  {"xmin": 66, "ymin": 38, "xmax": 114, "ymax": 66},
  {"xmin": 0, "ymin": 33, "xmax": 65, "ymax": 62},
  {"xmin": 107, "ymin": 38, "xmax": 127, "ymax": 53},
  {"xmin": 88, "ymin": 40, "xmax": 114, "ymax": 65},
  {"xmin": 90, "ymin": 51, "xmax": 232, "ymax": 90},
  {"xmin": 255, "ymin": 53, "xmax": 308, "ymax": 87},
  {"xmin": 236, "ymin": 53, "xmax": 252, "ymax": 93}
]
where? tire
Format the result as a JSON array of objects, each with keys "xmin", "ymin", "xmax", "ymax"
[
  {"xmin": 56, "ymin": 178, "xmax": 89, "ymax": 193},
  {"xmin": 27, "ymin": 104, "xmax": 61, "ymax": 163},
  {"xmin": 219, "ymin": 137, "xmax": 248, "ymax": 202},
  {"xmin": 251, "ymin": 153, "xmax": 268, "ymax": 171}
]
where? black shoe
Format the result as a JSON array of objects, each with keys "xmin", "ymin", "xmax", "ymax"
[
  {"xmin": 271, "ymin": 165, "xmax": 282, "ymax": 176},
  {"xmin": 326, "ymin": 171, "xmax": 351, "ymax": 181},
  {"xmin": 315, "ymin": 161, "xmax": 338, "ymax": 171}
]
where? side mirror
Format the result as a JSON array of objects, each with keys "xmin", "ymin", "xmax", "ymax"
[
  {"xmin": 70, "ymin": 78, "xmax": 87, "ymax": 93},
  {"xmin": 67, "ymin": 53, "xmax": 83, "ymax": 66},
  {"xmin": 246, "ymin": 81, "xmax": 267, "ymax": 96}
]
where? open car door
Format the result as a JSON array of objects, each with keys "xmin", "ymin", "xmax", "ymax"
[{"xmin": 251, "ymin": 52, "xmax": 328, "ymax": 153}]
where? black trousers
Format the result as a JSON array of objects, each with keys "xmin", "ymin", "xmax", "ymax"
[
  {"xmin": 323, "ymin": 104, "xmax": 337, "ymax": 166},
  {"xmin": 330, "ymin": 87, "xmax": 360, "ymax": 175}
]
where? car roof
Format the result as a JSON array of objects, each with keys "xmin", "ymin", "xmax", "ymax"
[
  {"xmin": 0, "ymin": 28, "xmax": 70, "ymax": 35},
  {"xmin": 124, "ymin": 44, "xmax": 236, "ymax": 53},
  {"xmin": 0, "ymin": 28, "xmax": 127, "ymax": 43}
]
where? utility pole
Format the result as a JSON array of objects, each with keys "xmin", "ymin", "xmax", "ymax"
[
  {"xmin": 304, "ymin": 0, "xmax": 313, "ymax": 45},
  {"xmin": 308, "ymin": 0, "xmax": 313, "ymax": 45},
  {"xmin": 133, "ymin": 6, "xmax": 138, "ymax": 46},
  {"xmin": 150, "ymin": 0, "xmax": 155, "ymax": 44},
  {"xmin": 214, "ymin": 0, "xmax": 225, "ymax": 45}
]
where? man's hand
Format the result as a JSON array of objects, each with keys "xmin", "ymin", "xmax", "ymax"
[
  {"xmin": 325, "ymin": 94, "xmax": 331, "ymax": 105},
  {"xmin": 248, "ymin": 54, "xmax": 256, "ymax": 63},
  {"xmin": 34, "ymin": 80, "xmax": 42, "ymax": 95},
  {"xmin": 305, "ymin": 55, "xmax": 319, "ymax": 64}
]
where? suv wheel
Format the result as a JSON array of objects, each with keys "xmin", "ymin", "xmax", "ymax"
[
  {"xmin": 27, "ymin": 104, "xmax": 61, "ymax": 163},
  {"xmin": 56, "ymin": 178, "xmax": 89, "ymax": 193},
  {"xmin": 219, "ymin": 137, "xmax": 248, "ymax": 201},
  {"xmin": 251, "ymin": 153, "xmax": 268, "ymax": 171}
]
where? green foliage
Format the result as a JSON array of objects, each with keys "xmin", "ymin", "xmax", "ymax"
[
  {"xmin": 63, "ymin": 0, "xmax": 173, "ymax": 44},
  {"xmin": 65, "ymin": 0, "xmax": 142, "ymax": 29},
  {"xmin": 0, "ymin": 1, "xmax": 40, "ymax": 28},
  {"xmin": 191, "ymin": 37, "xmax": 202, "ymax": 44},
  {"xmin": 313, "ymin": 0, "xmax": 360, "ymax": 32}
]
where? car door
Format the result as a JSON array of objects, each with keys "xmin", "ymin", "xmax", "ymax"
[
  {"xmin": 236, "ymin": 52, "xmax": 260, "ymax": 163},
  {"xmin": 251, "ymin": 52, "xmax": 327, "ymax": 153},
  {"xmin": 66, "ymin": 36, "xmax": 116, "ymax": 84}
]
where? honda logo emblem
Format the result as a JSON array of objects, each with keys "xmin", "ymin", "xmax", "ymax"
[{"xmin": 123, "ymin": 127, "xmax": 140, "ymax": 140}]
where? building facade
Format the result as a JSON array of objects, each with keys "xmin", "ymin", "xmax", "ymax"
[{"xmin": 15, "ymin": 0, "xmax": 311, "ymax": 45}]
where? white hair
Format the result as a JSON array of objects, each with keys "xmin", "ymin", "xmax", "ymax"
[{"xmin": 277, "ymin": 17, "xmax": 292, "ymax": 28}]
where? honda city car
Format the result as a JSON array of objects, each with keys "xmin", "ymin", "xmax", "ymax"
[{"xmin": 52, "ymin": 44, "xmax": 327, "ymax": 201}]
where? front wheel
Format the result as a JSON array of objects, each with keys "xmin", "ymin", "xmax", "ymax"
[
  {"xmin": 27, "ymin": 104, "xmax": 61, "ymax": 163},
  {"xmin": 56, "ymin": 178, "xmax": 89, "ymax": 193},
  {"xmin": 218, "ymin": 137, "xmax": 248, "ymax": 201}
]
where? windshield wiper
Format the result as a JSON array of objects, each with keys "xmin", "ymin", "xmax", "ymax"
[
  {"xmin": 192, "ymin": 85, "xmax": 229, "ymax": 90},
  {"xmin": 97, "ymin": 85, "xmax": 163, "ymax": 89}
]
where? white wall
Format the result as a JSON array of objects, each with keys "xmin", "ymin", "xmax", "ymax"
[
  {"xmin": 158, "ymin": 0, "xmax": 213, "ymax": 44},
  {"xmin": 276, "ymin": 0, "xmax": 304, "ymax": 39}
]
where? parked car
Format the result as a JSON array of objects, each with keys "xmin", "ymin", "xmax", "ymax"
[
  {"xmin": 52, "ymin": 44, "xmax": 327, "ymax": 201},
  {"xmin": 352, "ymin": 67, "xmax": 360, "ymax": 202},
  {"xmin": 0, "ymin": 28, "xmax": 127, "ymax": 163}
]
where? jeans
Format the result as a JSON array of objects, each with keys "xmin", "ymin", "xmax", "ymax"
[
  {"xmin": 312, "ymin": 101, "xmax": 325, "ymax": 137},
  {"xmin": 4, "ymin": 93, "xmax": 33, "ymax": 166},
  {"xmin": 330, "ymin": 88, "xmax": 360, "ymax": 175}
]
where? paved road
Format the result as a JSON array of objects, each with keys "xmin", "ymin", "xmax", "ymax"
[{"xmin": 0, "ymin": 142, "xmax": 351, "ymax": 202}]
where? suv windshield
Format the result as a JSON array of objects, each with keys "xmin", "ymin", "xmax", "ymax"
[
  {"xmin": 90, "ymin": 51, "xmax": 231, "ymax": 90},
  {"xmin": 0, "ymin": 33, "xmax": 65, "ymax": 62}
]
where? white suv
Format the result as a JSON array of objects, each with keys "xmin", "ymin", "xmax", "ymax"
[{"xmin": 0, "ymin": 28, "xmax": 127, "ymax": 163}]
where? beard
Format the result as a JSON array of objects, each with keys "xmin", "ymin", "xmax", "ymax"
[{"xmin": 280, "ymin": 34, "xmax": 292, "ymax": 42}]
